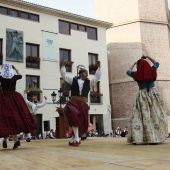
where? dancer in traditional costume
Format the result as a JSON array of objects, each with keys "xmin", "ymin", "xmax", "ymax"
[
  {"xmin": 61, "ymin": 60, "xmax": 101, "ymax": 146},
  {"xmin": 126, "ymin": 55, "xmax": 168, "ymax": 144},
  {"xmin": 0, "ymin": 64, "xmax": 37, "ymax": 149},
  {"xmin": 23, "ymin": 92, "xmax": 47, "ymax": 142}
]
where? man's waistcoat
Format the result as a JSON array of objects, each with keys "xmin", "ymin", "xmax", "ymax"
[{"xmin": 71, "ymin": 78, "xmax": 90, "ymax": 97}]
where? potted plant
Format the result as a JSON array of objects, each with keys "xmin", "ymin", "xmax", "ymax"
[
  {"xmin": 90, "ymin": 92, "xmax": 103, "ymax": 97},
  {"xmin": 26, "ymin": 87, "xmax": 42, "ymax": 94},
  {"xmin": 56, "ymin": 106, "xmax": 64, "ymax": 116},
  {"xmin": 89, "ymin": 63, "xmax": 98, "ymax": 73},
  {"xmin": 60, "ymin": 60, "xmax": 74, "ymax": 66},
  {"xmin": 26, "ymin": 56, "xmax": 40, "ymax": 61}
]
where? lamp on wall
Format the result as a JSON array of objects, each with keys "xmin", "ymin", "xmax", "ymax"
[
  {"xmin": 51, "ymin": 88, "xmax": 70, "ymax": 117},
  {"xmin": 51, "ymin": 91, "xmax": 57, "ymax": 103}
]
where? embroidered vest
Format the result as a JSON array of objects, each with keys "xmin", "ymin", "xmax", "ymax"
[{"xmin": 71, "ymin": 78, "xmax": 90, "ymax": 97}]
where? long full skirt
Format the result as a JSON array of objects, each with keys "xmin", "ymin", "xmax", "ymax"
[
  {"xmin": 127, "ymin": 88, "xmax": 169, "ymax": 144},
  {"xmin": 64, "ymin": 99, "xmax": 88, "ymax": 136},
  {"xmin": 0, "ymin": 91, "xmax": 37, "ymax": 138}
]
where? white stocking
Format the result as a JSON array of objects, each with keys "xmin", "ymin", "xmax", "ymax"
[
  {"xmin": 26, "ymin": 133, "xmax": 31, "ymax": 139},
  {"xmin": 72, "ymin": 126, "xmax": 79, "ymax": 142}
]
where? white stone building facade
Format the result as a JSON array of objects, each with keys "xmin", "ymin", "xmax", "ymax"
[{"xmin": 0, "ymin": 0, "xmax": 112, "ymax": 137}]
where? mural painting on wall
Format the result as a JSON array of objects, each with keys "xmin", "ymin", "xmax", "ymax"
[{"xmin": 6, "ymin": 28, "xmax": 23, "ymax": 62}]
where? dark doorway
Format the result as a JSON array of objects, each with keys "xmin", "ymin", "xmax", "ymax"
[
  {"xmin": 55, "ymin": 116, "xmax": 67, "ymax": 138},
  {"xmin": 35, "ymin": 114, "xmax": 42, "ymax": 138},
  {"xmin": 44, "ymin": 120, "xmax": 50, "ymax": 138}
]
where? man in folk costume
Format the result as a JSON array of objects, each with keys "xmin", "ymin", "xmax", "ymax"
[
  {"xmin": 61, "ymin": 60, "xmax": 101, "ymax": 146},
  {"xmin": 23, "ymin": 92, "xmax": 47, "ymax": 142},
  {"xmin": 0, "ymin": 64, "xmax": 37, "ymax": 149}
]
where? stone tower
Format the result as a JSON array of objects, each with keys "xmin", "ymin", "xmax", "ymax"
[{"xmin": 95, "ymin": 0, "xmax": 170, "ymax": 131}]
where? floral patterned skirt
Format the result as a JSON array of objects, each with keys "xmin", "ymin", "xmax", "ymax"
[{"xmin": 127, "ymin": 88, "xmax": 169, "ymax": 144}]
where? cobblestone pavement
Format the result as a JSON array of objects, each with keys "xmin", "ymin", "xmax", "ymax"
[{"xmin": 0, "ymin": 137, "xmax": 170, "ymax": 170}]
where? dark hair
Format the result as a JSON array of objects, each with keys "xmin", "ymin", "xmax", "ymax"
[
  {"xmin": 78, "ymin": 69, "xmax": 87, "ymax": 75},
  {"xmin": 136, "ymin": 59, "xmax": 141, "ymax": 66}
]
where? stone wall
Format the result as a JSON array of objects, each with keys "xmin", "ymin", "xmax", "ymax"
[
  {"xmin": 108, "ymin": 43, "xmax": 141, "ymax": 131},
  {"xmin": 140, "ymin": 23, "xmax": 170, "ymax": 80},
  {"xmin": 96, "ymin": 0, "xmax": 170, "ymax": 131},
  {"xmin": 138, "ymin": 0, "xmax": 168, "ymax": 22},
  {"xmin": 108, "ymin": 42, "xmax": 143, "ymax": 84}
]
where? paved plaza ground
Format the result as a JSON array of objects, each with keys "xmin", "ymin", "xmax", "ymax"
[{"xmin": 0, "ymin": 137, "xmax": 170, "ymax": 170}]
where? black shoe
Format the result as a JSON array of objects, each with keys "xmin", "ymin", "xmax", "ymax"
[
  {"xmin": 26, "ymin": 138, "xmax": 31, "ymax": 142},
  {"xmin": 13, "ymin": 141, "xmax": 20, "ymax": 150},
  {"xmin": 2, "ymin": 141, "xmax": 7, "ymax": 148}
]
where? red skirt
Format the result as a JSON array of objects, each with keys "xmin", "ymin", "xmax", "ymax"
[
  {"xmin": 64, "ymin": 99, "xmax": 88, "ymax": 136},
  {"xmin": 0, "ymin": 91, "xmax": 37, "ymax": 138}
]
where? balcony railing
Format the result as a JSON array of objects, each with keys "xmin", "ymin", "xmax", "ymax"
[
  {"xmin": 90, "ymin": 92, "xmax": 103, "ymax": 104},
  {"xmin": 26, "ymin": 56, "xmax": 40, "ymax": 69},
  {"xmin": 26, "ymin": 88, "xmax": 42, "ymax": 101},
  {"xmin": 26, "ymin": 59, "xmax": 40, "ymax": 69}
]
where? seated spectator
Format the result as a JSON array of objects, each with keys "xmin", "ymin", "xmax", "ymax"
[
  {"xmin": 49, "ymin": 129, "xmax": 55, "ymax": 139},
  {"xmin": 38, "ymin": 133, "xmax": 43, "ymax": 139},
  {"xmin": 100, "ymin": 132, "xmax": 105, "ymax": 137},
  {"xmin": 115, "ymin": 127, "xmax": 121, "ymax": 137},
  {"xmin": 120, "ymin": 127, "xmax": 128, "ymax": 137}
]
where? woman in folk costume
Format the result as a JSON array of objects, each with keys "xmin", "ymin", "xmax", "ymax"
[
  {"xmin": 126, "ymin": 55, "xmax": 168, "ymax": 144},
  {"xmin": 0, "ymin": 64, "xmax": 37, "ymax": 149},
  {"xmin": 61, "ymin": 60, "xmax": 101, "ymax": 146}
]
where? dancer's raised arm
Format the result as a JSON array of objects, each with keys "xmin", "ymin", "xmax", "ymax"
[
  {"xmin": 90, "ymin": 61, "xmax": 101, "ymax": 87},
  {"xmin": 142, "ymin": 54, "xmax": 156, "ymax": 64},
  {"xmin": 128, "ymin": 62, "xmax": 136, "ymax": 70},
  {"xmin": 60, "ymin": 60, "xmax": 73, "ymax": 85}
]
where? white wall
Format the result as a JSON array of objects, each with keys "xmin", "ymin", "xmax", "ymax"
[{"xmin": 0, "ymin": 3, "xmax": 111, "ymax": 133}]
